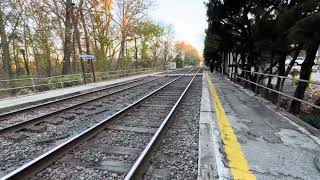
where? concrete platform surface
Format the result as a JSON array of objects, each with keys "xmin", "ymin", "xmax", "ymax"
[
  {"xmin": 205, "ymin": 71, "xmax": 320, "ymax": 180},
  {"xmin": 0, "ymin": 72, "xmax": 162, "ymax": 113}
]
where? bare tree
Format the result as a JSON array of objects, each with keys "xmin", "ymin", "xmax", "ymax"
[
  {"xmin": 0, "ymin": 1, "xmax": 13, "ymax": 78},
  {"xmin": 114, "ymin": 0, "xmax": 152, "ymax": 68},
  {"xmin": 62, "ymin": 0, "xmax": 73, "ymax": 74}
]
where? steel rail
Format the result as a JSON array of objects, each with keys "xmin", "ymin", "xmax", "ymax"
[
  {"xmin": 0, "ymin": 77, "xmax": 149, "ymax": 118},
  {"xmin": 1, "ymin": 69, "xmax": 196, "ymax": 180},
  {"xmin": 0, "ymin": 77, "xmax": 162, "ymax": 135},
  {"xmin": 124, "ymin": 68, "xmax": 201, "ymax": 180}
]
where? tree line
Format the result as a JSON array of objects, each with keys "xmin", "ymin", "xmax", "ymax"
[
  {"xmin": 204, "ymin": 0, "xmax": 320, "ymax": 115},
  {"xmin": 0, "ymin": 0, "xmax": 201, "ymax": 80}
]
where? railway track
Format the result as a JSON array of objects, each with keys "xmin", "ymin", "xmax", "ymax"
[
  {"xmin": 0, "ymin": 77, "xmax": 153, "ymax": 125},
  {"xmin": 0, "ymin": 77, "xmax": 163, "ymax": 134},
  {"xmin": 1, "ymin": 68, "xmax": 201, "ymax": 179},
  {"xmin": 0, "ymin": 67, "xmax": 187, "ymax": 123},
  {"xmin": 0, "ymin": 76, "xmax": 174, "ymax": 176},
  {"xmin": 0, "ymin": 68, "xmax": 197, "ymax": 134}
]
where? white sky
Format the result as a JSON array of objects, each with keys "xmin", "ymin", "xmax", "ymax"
[{"xmin": 150, "ymin": 0, "xmax": 208, "ymax": 54}]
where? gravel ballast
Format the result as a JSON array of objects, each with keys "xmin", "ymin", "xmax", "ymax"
[
  {"xmin": 0, "ymin": 77, "xmax": 173, "ymax": 176},
  {"xmin": 31, "ymin": 77, "xmax": 194, "ymax": 179},
  {"xmin": 144, "ymin": 76, "xmax": 202, "ymax": 180}
]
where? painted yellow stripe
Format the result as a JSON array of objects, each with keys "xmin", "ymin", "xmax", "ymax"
[{"xmin": 206, "ymin": 72, "xmax": 256, "ymax": 180}]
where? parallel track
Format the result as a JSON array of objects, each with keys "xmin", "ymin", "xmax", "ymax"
[
  {"xmin": 0, "ymin": 77, "xmax": 160, "ymax": 135},
  {"xmin": 0, "ymin": 78, "xmax": 147, "ymax": 118},
  {"xmin": 1, "ymin": 68, "xmax": 201, "ymax": 179},
  {"xmin": 0, "ymin": 68, "xmax": 199, "ymax": 135}
]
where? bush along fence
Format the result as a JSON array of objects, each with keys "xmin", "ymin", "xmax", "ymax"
[{"xmin": 0, "ymin": 67, "xmax": 163, "ymax": 99}]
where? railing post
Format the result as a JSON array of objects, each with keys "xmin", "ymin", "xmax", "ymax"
[
  {"xmin": 60, "ymin": 76, "xmax": 64, "ymax": 88},
  {"xmin": 79, "ymin": 74, "xmax": 83, "ymax": 84},
  {"xmin": 31, "ymin": 78, "xmax": 37, "ymax": 93}
]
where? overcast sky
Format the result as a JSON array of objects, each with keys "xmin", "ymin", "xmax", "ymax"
[{"xmin": 150, "ymin": 0, "xmax": 208, "ymax": 54}]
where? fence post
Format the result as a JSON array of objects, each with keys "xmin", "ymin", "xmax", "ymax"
[
  {"xmin": 60, "ymin": 76, "xmax": 64, "ymax": 88},
  {"xmin": 79, "ymin": 74, "xmax": 83, "ymax": 84},
  {"xmin": 31, "ymin": 78, "xmax": 37, "ymax": 93}
]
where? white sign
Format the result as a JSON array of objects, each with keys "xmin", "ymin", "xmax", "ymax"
[
  {"xmin": 169, "ymin": 62, "xmax": 176, "ymax": 70},
  {"xmin": 79, "ymin": 54, "xmax": 96, "ymax": 60}
]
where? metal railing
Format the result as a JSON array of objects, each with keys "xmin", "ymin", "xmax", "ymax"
[
  {"xmin": 0, "ymin": 67, "xmax": 162, "ymax": 99},
  {"xmin": 230, "ymin": 69, "xmax": 320, "ymax": 110}
]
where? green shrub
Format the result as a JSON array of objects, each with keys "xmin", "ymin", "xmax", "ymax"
[
  {"xmin": 16, "ymin": 88, "xmax": 33, "ymax": 96},
  {"xmin": 302, "ymin": 114, "xmax": 320, "ymax": 129}
]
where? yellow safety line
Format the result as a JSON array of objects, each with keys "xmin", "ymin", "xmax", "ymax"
[{"xmin": 206, "ymin": 72, "xmax": 256, "ymax": 180}]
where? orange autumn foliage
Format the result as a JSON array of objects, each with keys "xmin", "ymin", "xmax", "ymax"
[{"xmin": 175, "ymin": 41, "xmax": 202, "ymax": 62}]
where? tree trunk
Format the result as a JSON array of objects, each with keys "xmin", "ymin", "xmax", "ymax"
[
  {"xmin": 276, "ymin": 52, "xmax": 287, "ymax": 90},
  {"xmin": 32, "ymin": 45, "xmax": 40, "ymax": 77},
  {"xmin": 118, "ymin": 0, "xmax": 127, "ymax": 69},
  {"xmin": 280, "ymin": 46, "xmax": 302, "ymax": 91},
  {"xmin": 72, "ymin": 28, "xmax": 76, "ymax": 73},
  {"xmin": 62, "ymin": 0, "xmax": 73, "ymax": 75},
  {"xmin": 315, "ymin": 97, "xmax": 320, "ymax": 106},
  {"xmin": 21, "ymin": 50, "xmax": 30, "ymax": 76},
  {"xmin": 267, "ymin": 52, "xmax": 275, "ymax": 88},
  {"xmin": 290, "ymin": 41, "xmax": 319, "ymax": 114},
  {"xmin": 29, "ymin": 24, "xmax": 40, "ymax": 77},
  {"xmin": 45, "ymin": 37, "xmax": 52, "ymax": 77},
  {"xmin": 118, "ymin": 33, "xmax": 126, "ymax": 68},
  {"xmin": 0, "ymin": 3, "xmax": 13, "ymax": 78},
  {"xmin": 80, "ymin": 3, "xmax": 90, "ymax": 54},
  {"xmin": 314, "ymin": 97, "xmax": 320, "ymax": 114},
  {"xmin": 23, "ymin": 24, "xmax": 30, "ymax": 76}
]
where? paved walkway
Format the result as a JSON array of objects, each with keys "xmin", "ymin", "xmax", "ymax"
[
  {"xmin": 0, "ymin": 72, "xmax": 161, "ymax": 111},
  {"xmin": 201, "ymin": 71, "xmax": 320, "ymax": 180}
]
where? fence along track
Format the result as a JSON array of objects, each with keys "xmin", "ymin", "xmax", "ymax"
[
  {"xmin": 232, "ymin": 70, "xmax": 320, "ymax": 110},
  {"xmin": 0, "ymin": 68, "xmax": 160, "ymax": 95},
  {"xmin": 1, "ymin": 68, "xmax": 198, "ymax": 179}
]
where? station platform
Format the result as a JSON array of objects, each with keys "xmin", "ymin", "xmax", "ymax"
[
  {"xmin": 0, "ymin": 72, "xmax": 163, "ymax": 113},
  {"xmin": 200, "ymin": 71, "xmax": 320, "ymax": 180}
]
